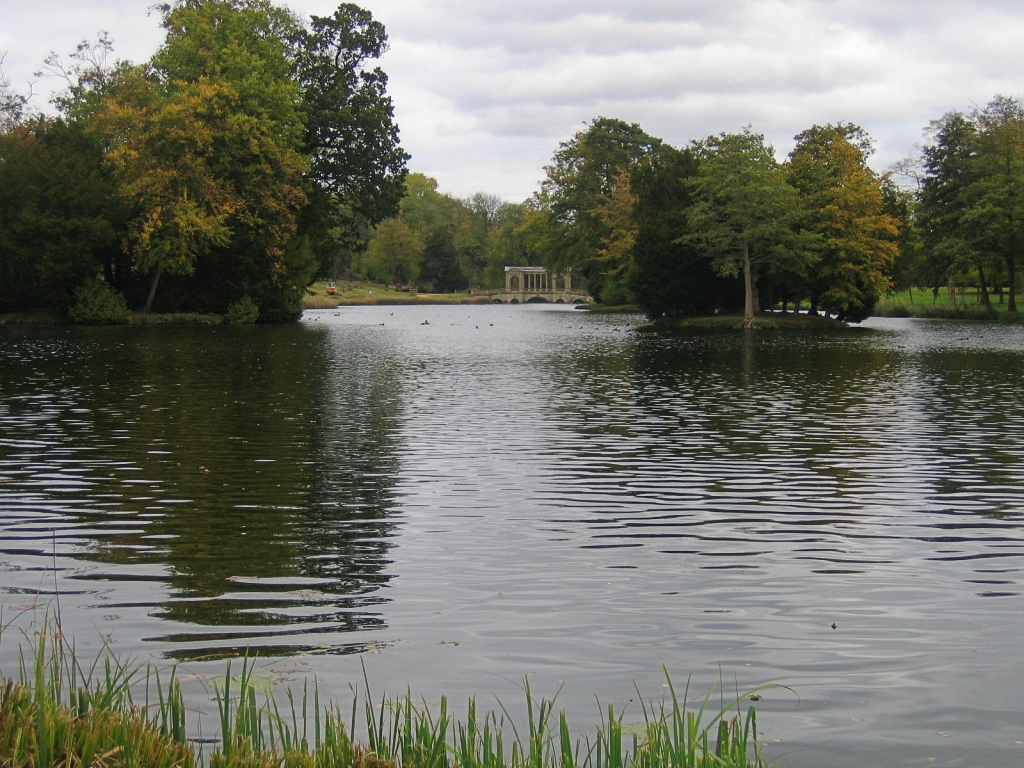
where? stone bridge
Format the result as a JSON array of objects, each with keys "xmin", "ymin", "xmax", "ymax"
[{"xmin": 481, "ymin": 266, "xmax": 592, "ymax": 304}]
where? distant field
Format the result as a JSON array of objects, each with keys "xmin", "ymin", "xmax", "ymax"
[
  {"xmin": 874, "ymin": 285, "xmax": 1024, "ymax": 321},
  {"xmin": 883, "ymin": 286, "xmax": 1019, "ymax": 311},
  {"xmin": 304, "ymin": 280, "xmax": 487, "ymax": 308}
]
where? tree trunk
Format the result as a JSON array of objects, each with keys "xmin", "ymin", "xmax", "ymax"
[
  {"xmin": 143, "ymin": 264, "xmax": 163, "ymax": 314},
  {"xmin": 742, "ymin": 242, "xmax": 754, "ymax": 327},
  {"xmin": 947, "ymin": 274, "xmax": 956, "ymax": 307},
  {"xmin": 1008, "ymin": 256, "xmax": 1017, "ymax": 312},
  {"xmin": 978, "ymin": 263, "xmax": 992, "ymax": 310},
  {"xmin": 908, "ymin": 286, "xmax": 914, "ymax": 305},
  {"xmin": 751, "ymin": 267, "xmax": 761, "ymax": 315}
]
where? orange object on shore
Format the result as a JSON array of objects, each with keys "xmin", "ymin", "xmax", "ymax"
[{"xmin": 326, "ymin": 281, "xmax": 338, "ymax": 295}]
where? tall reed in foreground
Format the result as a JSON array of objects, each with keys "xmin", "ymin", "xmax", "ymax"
[
  {"xmin": 0, "ymin": 619, "xmax": 774, "ymax": 768},
  {"xmin": 0, "ymin": 621, "xmax": 193, "ymax": 767}
]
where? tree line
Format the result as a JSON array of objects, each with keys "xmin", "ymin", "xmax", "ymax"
[
  {"xmin": 912, "ymin": 97, "xmax": 1024, "ymax": 312},
  {"xmin": 351, "ymin": 173, "xmax": 563, "ymax": 293},
  {"xmin": 513, "ymin": 117, "xmax": 901, "ymax": 324},
  {"xmin": 4, "ymin": 0, "xmax": 1021, "ymax": 325},
  {"xmin": 510, "ymin": 99, "xmax": 1024, "ymax": 323},
  {"xmin": 0, "ymin": 0, "xmax": 408, "ymax": 321},
  {"xmin": 358, "ymin": 112, "xmax": 955, "ymax": 325}
]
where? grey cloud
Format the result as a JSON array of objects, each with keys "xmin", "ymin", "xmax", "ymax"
[
  {"xmin": 366, "ymin": 0, "xmax": 1024, "ymax": 196},
  {"xmin": 3, "ymin": 0, "xmax": 1024, "ymax": 199}
]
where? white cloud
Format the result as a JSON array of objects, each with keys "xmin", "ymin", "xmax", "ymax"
[{"xmin": 3, "ymin": 0, "xmax": 1024, "ymax": 200}]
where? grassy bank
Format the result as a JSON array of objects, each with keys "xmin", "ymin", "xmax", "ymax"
[
  {"xmin": 647, "ymin": 313, "xmax": 849, "ymax": 331},
  {"xmin": 873, "ymin": 299, "xmax": 1024, "ymax": 322},
  {"xmin": 873, "ymin": 287, "xmax": 1024, "ymax": 321},
  {"xmin": 0, "ymin": 628, "xmax": 772, "ymax": 768},
  {"xmin": 131, "ymin": 312, "xmax": 225, "ymax": 325},
  {"xmin": 587, "ymin": 304, "xmax": 642, "ymax": 314},
  {"xmin": 305, "ymin": 281, "xmax": 493, "ymax": 308},
  {"xmin": 0, "ymin": 310, "xmax": 225, "ymax": 326},
  {"xmin": 0, "ymin": 309, "xmax": 67, "ymax": 325}
]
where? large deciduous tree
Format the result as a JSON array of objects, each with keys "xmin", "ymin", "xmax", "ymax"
[
  {"xmin": 788, "ymin": 124, "xmax": 897, "ymax": 321},
  {"xmin": 917, "ymin": 112, "xmax": 981, "ymax": 305},
  {"xmin": 96, "ymin": 0, "xmax": 309, "ymax": 314},
  {"xmin": 917, "ymin": 99, "xmax": 1024, "ymax": 312},
  {"xmin": 685, "ymin": 130, "xmax": 813, "ymax": 327},
  {"xmin": 627, "ymin": 145, "xmax": 744, "ymax": 318},
  {"xmin": 358, "ymin": 218, "xmax": 422, "ymax": 286},
  {"xmin": 0, "ymin": 118, "xmax": 125, "ymax": 311},
  {"xmin": 966, "ymin": 97, "xmax": 1024, "ymax": 311},
  {"xmin": 0, "ymin": 53, "xmax": 27, "ymax": 132},
  {"xmin": 534, "ymin": 116, "xmax": 660, "ymax": 300},
  {"xmin": 296, "ymin": 4, "xmax": 409, "ymax": 228}
]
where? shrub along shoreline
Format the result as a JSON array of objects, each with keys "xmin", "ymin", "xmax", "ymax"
[
  {"xmin": 0, "ymin": 310, "xmax": 225, "ymax": 326},
  {"xmin": 643, "ymin": 313, "xmax": 851, "ymax": 331}
]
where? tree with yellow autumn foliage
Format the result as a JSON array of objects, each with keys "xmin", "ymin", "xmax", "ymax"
[
  {"xmin": 94, "ymin": 0, "xmax": 309, "ymax": 314},
  {"xmin": 788, "ymin": 124, "xmax": 898, "ymax": 321}
]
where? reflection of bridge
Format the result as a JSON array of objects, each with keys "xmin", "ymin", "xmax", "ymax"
[{"xmin": 484, "ymin": 266, "xmax": 592, "ymax": 304}]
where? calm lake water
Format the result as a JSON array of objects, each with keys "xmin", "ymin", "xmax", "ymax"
[{"xmin": 2, "ymin": 306, "xmax": 1023, "ymax": 767}]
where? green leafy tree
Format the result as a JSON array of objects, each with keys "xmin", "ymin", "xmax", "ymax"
[
  {"xmin": 917, "ymin": 112, "xmax": 986, "ymax": 307},
  {"xmin": 480, "ymin": 202, "xmax": 546, "ymax": 288},
  {"xmin": 685, "ymin": 130, "xmax": 814, "ymax": 326},
  {"xmin": 0, "ymin": 53, "xmax": 27, "ymax": 132},
  {"xmin": 0, "ymin": 118, "xmax": 125, "ymax": 311},
  {"xmin": 388, "ymin": 173, "xmax": 484, "ymax": 287},
  {"xmin": 788, "ymin": 124, "xmax": 897, "ymax": 321},
  {"xmin": 358, "ymin": 218, "xmax": 422, "ymax": 286},
  {"xmin": 296, "ymin": 3, "xmax": 409, "ymax": 228},
  {"xmin": 419, "ymin": 229, "xmax": 468, "ymax": 293},
  {"xmin": 95, "ymin": 67, "xmax": 236, "ymax": 311},
  {"xmin": 591, "ymin": 170, "xmax": 638, "ymax": 290},
  {"xmin": 95, "ymin": 0, "xmax": 309, "ymax": 314},
  {"xmin": 965, "ymin": 96, "xmax": 1024, "ymax": 311},
  {"xmin": 534, "ymin": 116, "xmax": 661, "ymax": 298},
  {"xmin": 881, "ymin": 177, "xmax": 923, "ymax": 300},
  {"xmin": 627, "ymin": 145, "xmax": 743, "ymax": 318}
]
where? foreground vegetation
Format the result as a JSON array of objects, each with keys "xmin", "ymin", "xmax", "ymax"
[{"xmin": 0, "ymin": 626, "xmax": 771, "ymax": 768}]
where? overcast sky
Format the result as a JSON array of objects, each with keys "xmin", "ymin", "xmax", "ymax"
[{"xmin": 3, "ymin": 0, "xmax": 1024, "ymax": 200}]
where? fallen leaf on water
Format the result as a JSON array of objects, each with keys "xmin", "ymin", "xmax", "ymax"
[{"xmin": 936, "ymin": 731, "xmax": 950, "ymax": 737}]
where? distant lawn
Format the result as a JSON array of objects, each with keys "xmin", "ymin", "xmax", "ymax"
[
  {"xmin": 874, "ymin": 286, "xmax": 1024, "ymax": 321},
  {"xmin": 305, "ymin": 280, "xmax": 490, "ymax": 308},
  {"xmin": 881, "ymin": 286, "xmax": 1019, "ymax": 311}
]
